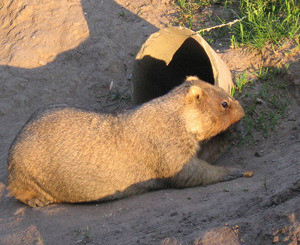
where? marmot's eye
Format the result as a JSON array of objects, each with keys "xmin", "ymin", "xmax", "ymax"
[{"xmin": 222, "ymin": 101, "xmax": 228, "ymax": 108}]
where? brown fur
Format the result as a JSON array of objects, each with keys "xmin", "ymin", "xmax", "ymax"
[{"xmin": 7, "ymin": 76, "xmax": 245, "ymax": 207}]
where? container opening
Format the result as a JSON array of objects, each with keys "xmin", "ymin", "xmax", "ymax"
[{"xmin": 133, "ymin": 37, "xmax": 214, "ymax": 104}]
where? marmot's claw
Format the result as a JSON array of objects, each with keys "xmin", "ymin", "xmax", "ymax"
[
  {"xmin": 243, "ymin": 171, "xmax": 254, "ymax": 178},
  {"xmin": 26, "ymin": 198, "xmax": 50, "ymax": 207}
]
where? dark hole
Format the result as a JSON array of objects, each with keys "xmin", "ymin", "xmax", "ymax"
[{"xmin": 133, "ymin": 37, "xmax": 214, "ymax": 104}]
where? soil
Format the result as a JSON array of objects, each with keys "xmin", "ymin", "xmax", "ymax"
[{"xmin": 0, "ymin": 0, "xmax": 299, "ymax": 244}]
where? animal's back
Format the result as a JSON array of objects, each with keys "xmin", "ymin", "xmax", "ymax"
[
  {"xmin": 8, "ymin": 106, "xmax": 160, "ymax": 204},
  {"xmin": 7, "ymin": 77, "xmax": 248, "ymax": 207}
]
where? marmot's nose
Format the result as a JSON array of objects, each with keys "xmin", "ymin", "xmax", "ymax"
[{"xmin": 236, "ymin": 102, "xmax": 245, "ymax": 119}]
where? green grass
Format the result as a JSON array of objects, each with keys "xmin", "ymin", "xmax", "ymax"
[
  {"xmin": 234, "ymin": 66, "xmax": 291, "ymax": 144},
  {"xmin": 175, "ymin": 0, "xmax": 299, "ymax": 50},
  {"xmin": 264, "ymin": 177, "xmax": 268, "ymax": 191},
  {"xmin": 231, "ymin": 70, "xmax": 250, "ymax": 96},
  {"xmin": 104, "ymin": 86, "xmax": 131, "ymax": 110},
  {"xmin": 96, "ymin": 82, "xmax": 131, "ymax": 110},
  {"xmin": 232, "ymin": 0, "xmax": 299, "ymax": 49},
  {"xmin": 74, "ymin": 226, "xmax": 91, "ymax": 244},
  {"xmin": 175, "ymin": 0, "xmax": 213, "ymax": 28},
  {"xmin": 174, "ymin": 0, "xmax": 296, "ymax": 144}
]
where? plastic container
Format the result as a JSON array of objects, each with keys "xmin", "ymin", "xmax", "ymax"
[{"xmin": 132, "ymin": 26, "xmax": 233, "ymax": 104}]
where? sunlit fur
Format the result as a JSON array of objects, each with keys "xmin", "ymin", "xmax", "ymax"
[{"xmin": 8, "ymin": 77, "xmax": 245, "ymax": 207}]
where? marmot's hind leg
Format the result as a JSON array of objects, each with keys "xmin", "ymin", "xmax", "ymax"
[
  {"xmin": 9, "ymin": 182, "xmax": 55, "ymax": 207},
  {"xmin": 25, "ymin": 197, "xmax": 51, "ymax": 207}
]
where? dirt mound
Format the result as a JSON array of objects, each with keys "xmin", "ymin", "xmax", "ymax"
[{"xmin": 0, "ymin": 0, "xmax": 89, "ymax": 68}]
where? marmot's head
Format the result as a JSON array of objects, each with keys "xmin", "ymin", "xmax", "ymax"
[{"xmin": 183, "ymin": 76, "xmax": 245, "ymax": 141}]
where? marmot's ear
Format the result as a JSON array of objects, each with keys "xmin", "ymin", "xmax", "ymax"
[
  {"xmin": 188, "ymin": 85, "xmax": 204, "ymax": 103},
  {"xmin": 185, "ymin": 76, "xmax": 200, "ymax": 82}
]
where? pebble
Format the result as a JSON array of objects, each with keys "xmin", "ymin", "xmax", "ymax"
[
  {"xmin": 255, "ymin": 98, "xmax": 264, "ymax": 104},
  {"xmin": 255, "ymin": 151, "xmax": 263, "ymax": 157}
]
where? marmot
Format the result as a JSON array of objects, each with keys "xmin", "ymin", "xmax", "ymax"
[{"xmin": 8, "ymin": 76, "xmax": 247, "ymax": 207}]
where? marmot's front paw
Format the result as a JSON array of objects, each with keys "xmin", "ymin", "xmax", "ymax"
[
  {"xmin": 225, "ymin": 169, "xmax": 254, "ymax": 181},
  {"xmin": 225, "ymin": 168, "xmax": 244, "ymax": 181},
  {"xmin": 243, "ymin": 171, "xmax": 254, "ymax": 178}
]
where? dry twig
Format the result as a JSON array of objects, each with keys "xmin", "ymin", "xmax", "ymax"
[{"xmin": 196, "ymin": 16, "xmax": 246, "ymax": 33}]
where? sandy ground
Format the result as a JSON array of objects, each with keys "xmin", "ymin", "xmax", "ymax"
[{"xmin": 0, "ymin": 0, "xmax": 299, "ymax": 244}]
